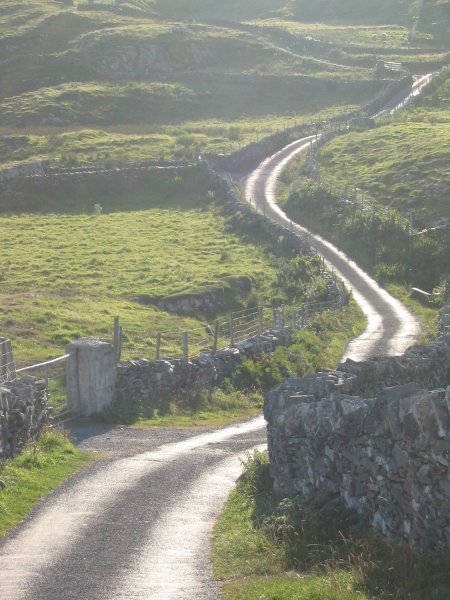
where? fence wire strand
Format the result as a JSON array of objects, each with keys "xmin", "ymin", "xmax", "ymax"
[{"xmin": 118, "ymin": 286, "xmax": 345, "ymax": 362}]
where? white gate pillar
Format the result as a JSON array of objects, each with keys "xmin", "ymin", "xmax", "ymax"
[{"xmin": 66, "ymin": 338, "xmax": 116, "ymax": 417}]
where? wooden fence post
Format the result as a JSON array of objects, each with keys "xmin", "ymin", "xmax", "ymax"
[
  {"xmin": 229, "ymin": 313, "xmax": 234, "ymax": 347},
  {"xmin": 274, "ymin": 309, "xmax": 283, "ymax": 330},
  {"xmin": 113, "ymin": 316, "xmax": 121, "ymax": 362},
  {"xmin": 291, "ymin": 310, "xmax": 297, "ymax": 330},
  {"xmin": 258, "ymin": 306, "xmax": 263, "ymax": 335},
  {"xmin": 301, "ymin": 306, "xmax": 306, "ymax": 328},
  {"xmin": 182, "ymin": 332, "xmax": 189, "ymax": 363},
  {"xmin": 155, "ymin": 333, "xmax": 161, "ymax": 360},
  {"xmin": 213, "ymin": 321, "xmax": 219, "ymax": 355}
]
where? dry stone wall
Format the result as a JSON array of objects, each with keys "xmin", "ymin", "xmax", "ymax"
[
  {"xmin": 205, "ymin": 77, "xmax": 412, "ymax": 174},
  {"xmin": 0, "ymin": 377, "xmax": 50, "ymax": 464},
  {"xmin": 264, "ymin": 332, "xmax": 450, "ymax": 555},
  {"xmin": 114, "ymin": 328, "xmax": 292, "ymax": 412},
  {"xmin": 0, "ymin": 160, "xmax": 45, "ymax": 182}
]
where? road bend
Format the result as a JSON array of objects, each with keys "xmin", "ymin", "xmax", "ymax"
[
  {"xmin": 0, "ymin": 420, "xmax": 266, "ymax": 600},
  {"xmin": 0, "ymin": 80, "xmax": 428, "ymax": 600},
  {"xmin": 245, "ymin": 135, "xmax": 420, "ymax": 360}
]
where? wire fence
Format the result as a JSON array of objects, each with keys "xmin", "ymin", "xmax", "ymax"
[
  {"xmin": 14, "ymin": 355, "xmax": 71, "ymax": 418},
  {"xmin": 304, "ymin": 125, "xmax": 424, "ymax": 231},
  {"xmin": 0, "ymin": 337, "xmax": 16, "ymax": 384},
  {"xmin": 117, "ymin": 287, "xmax": 345, "ymax": 363}
]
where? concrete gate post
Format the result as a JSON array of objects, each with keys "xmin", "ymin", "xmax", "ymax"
[{"xmin": 66, "ymin": 338, "xmax": 116, "ymax": 417}]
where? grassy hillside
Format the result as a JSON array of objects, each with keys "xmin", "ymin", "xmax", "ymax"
[
  {"xmin": 0, "ymin": 1, "xmax": 382, "ymax": 169},
  {"xmin": 0, "ymin": 0, "xmax": 444, "ymax": 170},
  {"xmin": 313, "ymin": 70, "xmax": 450, "ymax": 224},
  {"xmin": 78, "ymin": 0, "xmax": 287, "ymax": 21},
  {"xmin": 286, "ymin": 0, "xmax": 412, "ymax": 24},
  {"xmin": 1, "ymin": 0, "xmax": 447, "ymax": 361},
  {"xmin": 277, "ymin": 70, "xmax": 450, "ymax": 290},
  {"xmin": 0, "ymin": 78, "xmax": 367, "ymax": 130}
]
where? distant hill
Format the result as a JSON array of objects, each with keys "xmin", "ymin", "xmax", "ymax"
[
  {"xmin": 78, "ymin": 0, "xmax": 287, "ymax": 20},
  {"xmin": 284, "ymin": 0, "xmax": 414, "ymax": 24}
]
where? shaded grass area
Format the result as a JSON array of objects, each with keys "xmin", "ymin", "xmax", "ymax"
[
  {"xmin": 212, "ymin": 451, "xmax": 450, "ymax": 600},
  {"xmin": 281, "ymin": 180, "xmax": 450, "ymax": 292},
  {"xmin": 0, "ymin": 77, "xmax": 366, "ymax": 130},
  {"xmin": 103, "ymin": 388, "xmax": 264, "ymax": 428},
  {"xmin": 283, "ymin": 0, "xmax": 413, "ymax": 25},
  {"xmin": 0, "ymin": 430, "xmax": 94, "ymax": 538}
]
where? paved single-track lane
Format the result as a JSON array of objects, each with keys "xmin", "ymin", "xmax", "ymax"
[
  {"xmin": 245, "ymin": 136, "xmax": 420, "ymax": 359},
  {"xmin": 0, "ymin": 419, "xmax": 266, "ymax": 600},
  {"xmin": 0, "ymin": 74, "xmax": 431, "ymax": 600}
]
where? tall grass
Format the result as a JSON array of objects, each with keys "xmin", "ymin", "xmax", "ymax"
[{"xmin": 212, "ymin": 451, "xmax": 450, "ymax": 600}]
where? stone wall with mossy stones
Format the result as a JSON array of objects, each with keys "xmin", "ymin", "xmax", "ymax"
[
  {"xmin": 0, "ymin": 377, "xmax": 50, "ymax": 465},
  {"xmin": 264, "ymin": 331, "xmax": 450, "ymax": 555},
  {"xmin": 113, "ymin": 326, "xmax": 293, "ymax": 415}
]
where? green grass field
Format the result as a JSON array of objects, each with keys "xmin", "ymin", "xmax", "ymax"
[
  {"xmin": 249, "ymin": 19, "xmax": 412, "ymax": 48},
  {"xmin": 0, "ymin": 198, "xmax": 283, "ymax": 363},
  {"xmin": 314, "ymin": 71, "xmax": 450, "ymax": 223}
]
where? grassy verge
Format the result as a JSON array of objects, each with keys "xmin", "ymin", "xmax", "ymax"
[
  {"xmin": 230, "ymin": 301, "xmax": 366, "ymax": 391},
  {"xmin": 104, "ymin": 388, "xmax": 264, "ymax": 429},
  {"xmin": 385, "ymin": 283, "xmax": 440, "ymax": 342},
  {"xmin": 0, "ymin": 430, "xmax": 94, "ymax": 538},
  {"xmin": 212, "ymin": 451, "xmax": 450, "ymax": 600}
]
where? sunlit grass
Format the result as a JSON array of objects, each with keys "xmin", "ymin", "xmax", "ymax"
[
  {"xmin": 213, "ymin": 450, "xmax": 450, "ymax": 599},
  {"xmin": 0, "ymin": 205, "xmax": 280, "ymax": 364}
]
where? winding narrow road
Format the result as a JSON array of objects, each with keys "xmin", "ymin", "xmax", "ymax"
[
  {"xmin": 245, "ymin": 136, "xmax": 420, "ymax": 360},
  {"xmin": 0, "ymin": 79, "xmax": 428, "ymax": 599}
]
